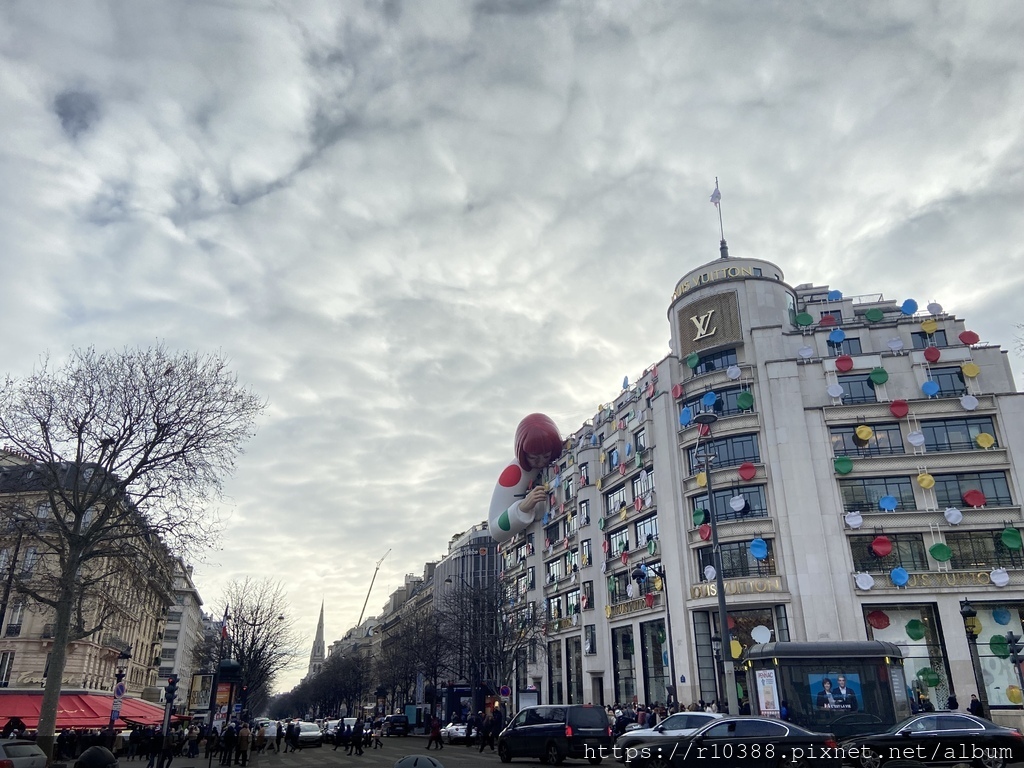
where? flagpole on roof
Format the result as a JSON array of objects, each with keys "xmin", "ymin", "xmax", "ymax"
[{"xmin": 710, "ymin": 177, "xmax": 729, "ymax": 259}]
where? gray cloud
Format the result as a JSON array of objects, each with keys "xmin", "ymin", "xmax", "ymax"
[{"xmin": 1, "ymin": 0, "xmax": 1022, "ymax": 689}]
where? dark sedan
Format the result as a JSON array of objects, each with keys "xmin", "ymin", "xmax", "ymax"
[
  {"xmin": 839, "ymin": 712, "xmax": 1024, "ymax": 768},
  {"xmin": 624, "ymin": 716, "xmax": 841, "ymax": 768}
]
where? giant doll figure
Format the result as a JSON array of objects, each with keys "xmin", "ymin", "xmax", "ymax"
[{"xmin": 488, "ymin": 413, "xmax": 564, "ymax": 543}]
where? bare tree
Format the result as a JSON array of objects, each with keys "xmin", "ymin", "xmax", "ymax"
[
  {"xmin": 0, "ymin": 345, "xmax": 264, "ymax": 757},
  {"xmin": 220, "ymin": 578, "xmax": 301, "ymax": 717}
]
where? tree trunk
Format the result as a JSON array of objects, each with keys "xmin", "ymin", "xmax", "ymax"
[{"xmin": 35, "ymin": 583, "xmax": 75, "ymax": 760}]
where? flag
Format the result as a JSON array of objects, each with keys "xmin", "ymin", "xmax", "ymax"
[{"xmin": 710, "ymin": 185, "xmax": 721, "ymax": 207}]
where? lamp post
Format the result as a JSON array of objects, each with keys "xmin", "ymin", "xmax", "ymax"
[
  {"xmin": 959, "ymin": 599, "xmax": 989, "ymax": 719},
  {"xmin": 109, "ymin": 646, "xmax": 132, "ymax": 727},
  {"xmin": 631, "ymin": 563, "xmax": 678, "ymax": 707},
  {"xmin": 693, "ymin": 411, "xmax": 739, "ymax": 715},
  {"xmin": 710, "ymin": 635, "xmax": 724, "ymax": 706}
]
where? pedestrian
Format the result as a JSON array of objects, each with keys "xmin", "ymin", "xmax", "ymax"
[
  {"xmin": 478, "ymin": 711, "xmax": 496, "ymax": 753},
  {"xmin": 275, "ymin": 722, "xmax": 284, "ymax": 754},
  {"xmin": 236, "ymin": 723, "xmax": 251, "ymax": 766},
  {"xmin": 946, "ymin": 693, "xmax": 959, "ymax": 710},
  {"xmin": 347, "ymin": 718, "xmax": 363, "ymax": 756},
  {"xmin": 426, "ymin": 717, "xmax": 443, "ymax": 750},
  {"xmin": 465, "ymin": 711, "xmax": 479, "ymax": 747},
  {"xmin": 187, "ymin": 726, "xmax": 199, "ymax": 759},
  {"xmin": 219, "ymin": 725, "xmax": 236, "ymax": 766},
  {"xmin": 255, "ymin": 724, "xmax": 266, "ymax": 754},
  {"xmin": 372, "ymin": 721, "xmax": 383, "ymax": 750},
  {"xmin": 969, "ymin": 693, "xmax": 984, "ymax": 717}
]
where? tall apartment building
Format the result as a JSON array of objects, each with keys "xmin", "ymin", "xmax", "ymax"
[
  {"xmin": 501, "ymin": 254, "xmax": 1024, "ymax": 721},
  {"xmin": 161, "ymin": 558, "xmax": 206, "ymax": 712}
]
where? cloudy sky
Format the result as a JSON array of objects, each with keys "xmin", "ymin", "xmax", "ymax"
[{"xmin": 2, "ymin": 1, "xmax": 1022, "ymax": 690}]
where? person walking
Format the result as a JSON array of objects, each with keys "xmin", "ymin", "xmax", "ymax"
[
  {"xmin": 372, "ymin": 721, "xmax": 383, "ymax": 750},
  {"xmin": 347, "ymin": 718, "xmax": 363, "ymax": 756},
  {"xmin": 236, "ymin": 723, "xmax": 251, "ymax": 767},
  {"xmin": 274, "ymin": 722, "xmax": 284, "ymax": 754},
  {"xmin": 478, "ymin": 711, "xmax": 496, "ymax": 753},
  {"xmin": 426, "ymin": 717, "xmax": 443, "ymax": 750}
]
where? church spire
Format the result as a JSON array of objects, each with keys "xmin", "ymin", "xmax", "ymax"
[{"xmin": 306, "ymin": 600, "xmax": 326, "ymax": 679}]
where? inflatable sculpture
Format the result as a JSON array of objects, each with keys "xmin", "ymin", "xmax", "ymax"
[{"xmin": 488, "ymin": 413, "xmax": 563, "ymax": 543}]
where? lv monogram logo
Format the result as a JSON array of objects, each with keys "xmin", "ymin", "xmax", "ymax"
[{"xmin": 691, "ymin": 309, "xmax": 717, "ymax": 341}]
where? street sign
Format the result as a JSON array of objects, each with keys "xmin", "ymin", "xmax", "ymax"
[
  {"xmin": 234, "ymin": 703, "xmax": 242, "ymax": 713},
  {"xmin": 499, "ymin": 685, "xmax": 511, "ymax": 697},
  {"xmin": 114, "ymin": 682, "xmax": 127, "ymax": 698},
  {"xmin": 111, "ymin": 701, "xmax": 122, "ymax": 713}
]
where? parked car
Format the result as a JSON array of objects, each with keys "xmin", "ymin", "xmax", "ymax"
[
  {"xmin": 295, "ymin": 721, "xmax": 324, "ymax": 748},
  {"xmin": 0, "ymin": 740, "xmax": 47, "ymax": 768},
  {"xmin": 623, "ymin": 716, "xmax": 841, "ymax": 768},
  {"xmin": 383, "ymin": 714, "xmax": 410, "ymax": 736},
  {"xmin": 497, "ymin": 704, "xmax": 613, "ymax": 765},
  {"xmin": 442, "ymin": 721, "xmax": 468, "ymax": 744},
  {"xmin": 614, "ymin": 712, "xmax": 722, "ymax": 759},
  {"xmin": 839, "ymin": 712, "xmax": 1024, "ymax": 768}
]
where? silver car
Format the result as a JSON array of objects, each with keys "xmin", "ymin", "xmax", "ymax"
[
  {"xmin": 614, "ymin": 712, "xmax": 722, "ymax": 758},
  {"xmin": 0, "ymin": 740, "xmax": 48, "ymax": 768},
  {"xmin": 295, "ymin": 721, "xmax": 323, "ymax": 748}
]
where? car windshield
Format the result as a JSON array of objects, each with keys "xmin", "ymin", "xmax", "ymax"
[
  {"xmin": 300, "ymin": 723, "xmax": 318, "ymax": 732},
  {"xmin": 569, "ymin": 707, "xmax": 611, "ymax": 728}
]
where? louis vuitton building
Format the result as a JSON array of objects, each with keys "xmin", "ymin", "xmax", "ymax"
[{"xmin": 499, "ymin": 252, "xmax": 1024, "ymax": 723}]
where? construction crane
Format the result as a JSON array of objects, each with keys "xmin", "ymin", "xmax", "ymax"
[{"xmin": 357, "ymin": 548, "xmax": 391, "ymax": 627}]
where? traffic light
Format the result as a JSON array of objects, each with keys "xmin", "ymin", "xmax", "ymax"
[
  {"xmin": 1008, "ymin": 632, "xmax": 1024, "ymax": 665},
  {"xmin": 165, "ymin": 674, "xmax": 178, "ymax": 703}
]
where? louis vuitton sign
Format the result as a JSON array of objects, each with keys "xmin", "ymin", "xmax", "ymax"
[{"xmin": 677, "ymin": 292, "xmax": 742, "ymax": 359}]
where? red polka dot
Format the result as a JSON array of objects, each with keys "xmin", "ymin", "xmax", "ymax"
[{"xmin": 498, "ymin": 464, "xmax": 523, "ymax": 487}]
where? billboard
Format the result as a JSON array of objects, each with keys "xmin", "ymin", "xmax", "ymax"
[{"xmin": 189, "ymin": 673, "xmax": 214, "ymax": 711}]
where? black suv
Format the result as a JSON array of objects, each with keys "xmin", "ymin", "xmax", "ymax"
[
  {"xmin": 498, "ymin": 704, "xmax": 612, "ymax": 764},
  {"xmin": 382, "ymin": 714, "xmax": 409, "ymax": 736}
]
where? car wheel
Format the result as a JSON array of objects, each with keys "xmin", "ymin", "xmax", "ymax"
[
  {"xmin": 545, "ymin": 741, "xmax": 565, "ymax": 765},
  {"xmin": 777, "ymin": 756, "xmax": 810, "ymax": 768},
  {"xmin": 858, "ymin": 751, "xmax": 884, "ymax": 768},
  {"xmin": 498, "ymin": 742, "xmax": 512, "ymax": 763},
  {"xmin": 974, "ymin": 756, "xmax": 1007, "ymax": 768},
  {"xmin": 647, "ymin": 757, "xmax": 671, "ymax": 768},
  {"xmin": 587, "ymin": 755, "xmax": 603, "ymax": 765}
]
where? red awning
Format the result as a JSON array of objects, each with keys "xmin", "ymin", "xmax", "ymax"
[{"xmin": 0, "ymin": 692, "xmax": 174, "ymax": 729}]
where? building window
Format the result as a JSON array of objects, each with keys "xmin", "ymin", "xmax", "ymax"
[
  {"xmin": 850, "ymin": 533, "xmax": 928, "ymax": 573},
  {"xmin": 634, "ymin": 515, "xmax": 658, "ymax": 546},
  {"xmin": 828, "ymin": 337, "xmax": 863, "ymax": 357},
  {"xmin": 605, "ymin": 486, "xmax": 628, "ymax": 515},
  {"xmin": 547, "ymin": 596, "xmax": 562, "ymax": 620},
  {"xmin": 546, "ymin": 561, "xmax": 561, "ymax": 583},
  {"xmin": 563, "ymin": 476, "xmax": 575, "ymax": 501},
  {"xmin": 20, "ymin": 548, "xmax": 38, "ymax": 576},
  {"xmin": 4, "ymin": 602, "xmax": 24, "ymax": 637},
  {"xmin": 681, "ymin": 386, "xmax": 755, "ymax": 420},
  {"xmin": 862, "ymin": 604, "xmax": 952, "ymax": 710},
  {"xmin": 582, "ymin": 580, "xmax": 594, "ymax": 608},
  {"xmin": 927, "ymin": 367, "xmax": 968, "ymax": 398},
  {"xmin": 161, "ymin": 649, "xmax": 176, "ymax": 660},
  {"xmin": 0, "ymin": 651, "xmax": 14, "ymax": 686},
  {"xmin": 933, "ymin": 471, "xmax": 1012, "ymax": 508},
  {"xmin": 607, "ymin": 530, "xmax": 630, "ymax": 556},
  {"xmin": 580, "ymin": 540, "xmax": 592, "ymax": 567},
  {"xmin": 921, "ymin": 417, "xmax": 997, "ymax": 452},
  {"xmin": 527, "ymin": 566, "xmax": 535, "ymax": 590},
  {"xmin": 697, "ymin": 541, "xmax": 776, "ymax": 578},
  {"xmin": 566, "ymin": 589, "xmax": 581, "ymax": 614},
  {"xmin": 691, "ymin": 485, "xmax": 768, "ymax": 523},
  {"xmin": 580, "ymin": 463, "xmax": 590, "ymax": 486},
  {"xmin": 579, "ymin": 499, "xmax": 590, "ymax": 525},
  {"xmin": 564, "ymin": 512, "xmax": 578, "ymax": 537},
  {"xmin": 691, "ymin": 349, "xmax": 738, "ymax": 376},
  {"xmin": 548, "ymin": 642, "xmax": 564, "ymax": 705},
  {"xmin": 632, "ymin": 470, "xmax": 654, "ymax": 499},
  {"xmin": 158, "ymin": 666, "xmax": 175, "ymax": 678},
  {"xmin": 544, "ymin": 523, "xmax": 559, "ymax": 546},
  {"xmin": 640, "ymin": 619, "xmax": 671, "ymax": 706},
  {"xmin": 687, "ymin": 434, "xmax": 760, "ymax": 473},
  {"xmin": 563, "ymin": 548, "xmax": 579, "ymax": 575},
  {"xmin": 634, "ymin": 429, "xmax": 647, "ymax": 453},
  {"xmin": 820, "ymin": 310, "xmax": 843, "ymax": 323},
  {"xmin": 838, "ymin": 477, "xmax": 917, "ymax": 513},
  {"xmin": 836, "ymin": 374, "xmax": 878, "ymax": 404},
  {"xmin": 946, "ymin": 531, "xmax": 1024, "ymax": 570},
  {"xmin": 566, "ymin": 635, "xmax": 584, "ymax": 704},
  {"xmin": 830, "ymin": 423, "xmax": 905, "ymax": 457},
  {"xmin": 163, "ymin": 630, "xmax": 179, "ymax": 642},
  {"xmin": 610, "ymin": 570, "xmax": 632, "ymax": 603},
  {"xmin": 584, "ymin": 624, "xmax": 597, "ymax": 654},
  {"xmin": 912, "ymin": 330, "xmax": 948, "ymax": 349},
  {"xmin": 612, "ymin": 626, "xmax": 637, "ymax": 703}
]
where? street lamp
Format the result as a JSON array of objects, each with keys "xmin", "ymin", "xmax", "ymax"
[
  {"xmin": 693, "ymin": 411, "xmax": 739, "ymax": 715},
  {"xmin": 960, "ymin": 599, "xmax": 989, "ymax": 718},
  {"xmin": 109, "ymin": 646, "xmax": 132, "ymax": 727}
]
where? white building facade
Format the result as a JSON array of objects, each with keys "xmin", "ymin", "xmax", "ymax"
[{"xmin": 502, "ymin": 254, "xmax": 1024, "ymax": 722}]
